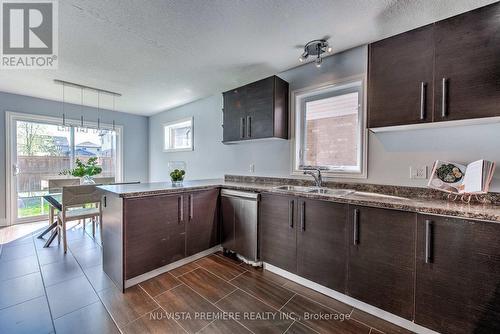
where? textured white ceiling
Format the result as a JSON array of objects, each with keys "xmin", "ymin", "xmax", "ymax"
[{"xmin": 0, "ymin": 0, "xmax": 497, "ymax": 116}]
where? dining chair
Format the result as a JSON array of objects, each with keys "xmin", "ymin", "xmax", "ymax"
[
  {"xmin": 48, "ymin": 178, "xmax": 80, "ymax": 191},
  {"xmin": 47, "ymin": 178, "xmax": 80, "ymax": 227},
  {"xmin": 58, "ymin": 185, "xmax": 103, "ymax": 253}
]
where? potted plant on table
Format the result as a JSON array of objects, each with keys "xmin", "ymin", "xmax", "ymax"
[{"xmin": 60, "ymin": 157, "xmax": 103, "ymax": 184}]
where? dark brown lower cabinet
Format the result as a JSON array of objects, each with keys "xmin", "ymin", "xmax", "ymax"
[
  {"xmin": 260, "ymin": 194, "xmax": 348, "ymax": 291},
  {"xmin": 260, "ymin": 193, "xmax": 297, "ymax": 273},
  {"xmin": 186, "ymin": 189, "xmax": 219, "ymax": 256},
  {"xmin": 297, "ymin": 199, "xmax": 347, "ymax": 291},
  {"xmin": 124, "ymin": 190, "xmax": 221, "ymax": 280},
  {"xmin": 415, "ymin": 215, "xmax": 500, "ymax": 334},
  {"xmin": 347, "ymin": 206, "xmax": 416, "ymax": 320},
  {"xmin": 124, "ymin": 194, "xmax": 185, "ymax": 279}
]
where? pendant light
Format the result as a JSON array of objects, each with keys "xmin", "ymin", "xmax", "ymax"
[
  {"xmin": 61, "ymin": 82, "xmax": 66, "ymax": 126},
  {"xmin": 80, "ymin": 87, "xmax": 84, "ymax": 127},
  {"xmin": 112, "ymin": 94, "xmax": 116, "ymax": 131},
  {"xmin": 53, "ymin": 79, "xmax": 121, "ymax": 131},
  {"xmin": 97, "ymin": 90, "xmax": 101, "ymax": 130}
]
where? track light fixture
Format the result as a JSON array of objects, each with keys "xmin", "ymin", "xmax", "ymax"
[{"xmin": 298, "ymin": 39, "xmax": 332, "ymax": 67}]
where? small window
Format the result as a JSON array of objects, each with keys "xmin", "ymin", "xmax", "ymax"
[
  {"xmin": 163, "ymin": 117, "xmax": 193, "ymax": 152},
  {"xmin": 293, "ymin": 79, "xmax": 366, "ymax": 177}
]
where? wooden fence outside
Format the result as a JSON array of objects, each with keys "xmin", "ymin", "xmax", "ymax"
[{"xmin": 17, "ymin": 156, "xmax": 115, "ymax": 193}]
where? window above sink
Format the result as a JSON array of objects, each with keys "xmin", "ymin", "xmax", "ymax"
[{"xmin": 291, "ymin": 77, "xmax": 367, "ymax": 178}]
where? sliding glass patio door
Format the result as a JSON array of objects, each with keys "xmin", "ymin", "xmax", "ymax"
[{"xmin": 8, "ymin": 113, "xmax": 121, "ymax": 224}]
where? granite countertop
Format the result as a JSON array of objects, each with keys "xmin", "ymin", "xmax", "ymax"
[
  {"xmin": 98, "ymin": 179, "xmax": 225, "ymax": 196},
  {"xmin": 98, "ymin": 179, "xmax": 500, "ymax": 223}
]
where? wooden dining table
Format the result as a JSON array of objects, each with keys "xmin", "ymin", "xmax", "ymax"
[{"xmin": 36, "ymin": 182, "xmax": 140, "ymax": 247}]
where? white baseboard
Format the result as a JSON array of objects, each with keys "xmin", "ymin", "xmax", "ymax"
[
  {"xmin": 264, "ymin": 263, "xmax": 439, "ymax": 334},
  {"xmin": 125, "ymin": 245, "xmax": 222, "ymax": 288}
]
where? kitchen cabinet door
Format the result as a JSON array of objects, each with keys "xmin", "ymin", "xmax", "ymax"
[
  {"xmin": 297, "ymin": 199, "xmax": 347, "ymax": 292},
  {"xmin": 347, "ymin": 206, "xmax": 416, "ymax": 320},
  {"xmin": 415, "ymin": 215, "xmax": 500, "ymax": 334},
  {"xmin": 368, "ymin": 24, "xmax": 434, "ymax": 128},
  {"xmin": 434, "ymin": 3, "xmax": 500, "ymax": 121},
  {"xmin": 260, "ymin": 193, "xmax": 297, "ymax": 273},
  {"xmin": 186, "ymin": 189, "xmax": 219, "ymax": 256},
  {"xmin": 222, "ymin": 76, "xmax": 288, "ymax": 142},
  {"xmin": 124, "ymin": 194, "xmax": 182, "ymax": 279},
  {"xmin": 245, "ymin": 76, "xmax": 275, "ymax": 139},
  {"xmin": 163, "ymin": 194, "xmax": 186, "ymax": 266},
  {"xmin": 223, "ymin": 87, "xmax": 247, "ymax": 142}
]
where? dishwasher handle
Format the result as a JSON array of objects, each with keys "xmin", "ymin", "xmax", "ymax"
[{"xmin": 221, "ymin": 189, "xmax": 260, "ymax": 201}]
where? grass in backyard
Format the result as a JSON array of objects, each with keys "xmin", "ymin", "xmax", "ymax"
[{"xmin": 18, "ymin": 200, "xmax": 50, "ymax": 218}]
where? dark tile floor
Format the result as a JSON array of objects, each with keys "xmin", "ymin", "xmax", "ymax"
[{"xmin": 0, "ymin": 222, "xmax": 414, "ymax": 334}]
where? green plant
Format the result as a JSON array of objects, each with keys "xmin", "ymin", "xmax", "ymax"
[
  {"xmin": 60, "ymin": 157, "xmax": 103, "ymax": 178},
  {"xmin": 170, "ymin": 169, "xmax": 185, "ymax": 182}
]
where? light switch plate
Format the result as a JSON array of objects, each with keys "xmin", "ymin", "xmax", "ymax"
[
  {"xmin": 249, "ymin": 164, "xmax": 255, "ymax": 173},
  {"xmin": 410, "ymin": 166, "xmax": 427, "ymax": 179}
]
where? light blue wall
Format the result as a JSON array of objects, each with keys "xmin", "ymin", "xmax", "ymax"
[
  {"xmin": 149, "ymin": 46, "xmax": 367, "ymax": 181},
  {"xmin": 149, "ymin": 44, "xmax": 500, "ymax": 192},
  {"xmin": 0, "ymin": 91, "xmax": 149, "ymax": 223}
]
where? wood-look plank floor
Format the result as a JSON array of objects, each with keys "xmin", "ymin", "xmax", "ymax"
[{"xmin": 0, "ymin": 223, "xmax": 415, "ymax": 334}]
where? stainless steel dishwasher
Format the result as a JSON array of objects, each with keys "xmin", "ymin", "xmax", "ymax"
[{"xmin": 220, "ymin": 189, "xmax": 260, "ymax": 264}]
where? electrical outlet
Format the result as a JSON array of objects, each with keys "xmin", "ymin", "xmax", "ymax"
[
  {"xmin": 410, "ymin": 166, "xmax": 428, "ymax": 179},
  {"xmin": 249, "ymin": 164, "xmax": 255, "ymax": 173}
]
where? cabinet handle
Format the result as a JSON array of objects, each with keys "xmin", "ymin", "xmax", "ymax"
[
  {"xmin": 420, "ymin": 82, "xmax": 426, "ymax": 120},
  {"xmin": 189, "ymin": 195, "xmax": 193, "ymax": 220},
  {"xmin": 246, "ymin": 116, "xmax": 251, "ymax": 138},
  {"xmin": 179, "ymin": 196, "xmax": 184, "ymax": 223},
  {"xmin": 441, "ymin": 78, "xmax": 447, "ymax": 118},
  {"xmin": 300, "ymin": 201, "xmax": 306, "ymax": 231},
  {"xmin": 425, "ymin": 219, "xmax": 433, "ymax": 263},
  {"xmin": 288, "ymin": 200, "xmax": 294, "ymax": 228},
  {"xmin": 240, "ymin": 117, "xmax": 245, "ymax": 138},
  {"xmin": 353, "ymin": 209, "xmax": 360, "ymax": 245}
]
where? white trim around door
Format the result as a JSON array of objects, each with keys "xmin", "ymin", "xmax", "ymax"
[{"xmin": 5, "ymin": 111, "xmax": 124, "ymax": 226}]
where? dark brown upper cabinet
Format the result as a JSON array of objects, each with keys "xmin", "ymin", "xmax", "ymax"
[
  {"xmin": 347, "ymin": 205, "xmax": 416, "ymax": 320},
  {"xmin": 222, "ymin": 76, "xmax": 289, "ymax": 142},
  {"xmin": 368, "ymin": 25, "xmax": 434, "ymax": 128},
  {"xmin": 185, "ymin": 189, "xmax": 219, "ymax": 257},
  {"xmin": 368, "ymin": 2, "xmax": 500, "ymax": 128},
  {"xmin": 415, "ymin": 215, "xmax": 500, "ymax": 334},
  {"xmin": 434, "ymin": 3, "xmax": 500, "ymax": 122}
]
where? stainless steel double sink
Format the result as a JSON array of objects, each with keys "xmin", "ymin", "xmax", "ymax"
[
  {"xmin": 273, "ymin": 185, "xmax": 410, "ymax": 201},
  {"xmin": 273, "ymin": 185, "xmax": 355, "ymax": 197}
]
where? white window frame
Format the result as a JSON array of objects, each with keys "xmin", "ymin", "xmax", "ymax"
[
  {"xmin": 290, "ymin": 75, "xmax": 368, "ymax": 178},
  {"xmin": 5, "ymin": 111, "xmax": 123, "ymax": 225},
  {"xmin": 163, "ymin": 117, "xmax": 194, "ymax": 152}
]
